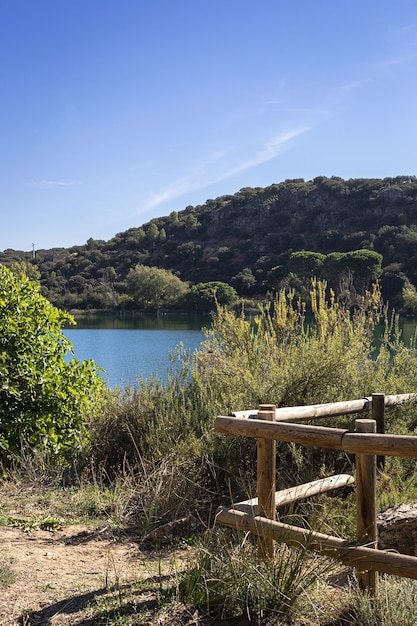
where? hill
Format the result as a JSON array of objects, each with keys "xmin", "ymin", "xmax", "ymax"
[{"xmin": 1, "ymin": 175, "xmax": 417, "ymax": 311}]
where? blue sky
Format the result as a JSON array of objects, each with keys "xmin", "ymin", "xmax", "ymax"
[{"xmin": 1, "ymin": 1, "xmax": 417, "ymax": 252}]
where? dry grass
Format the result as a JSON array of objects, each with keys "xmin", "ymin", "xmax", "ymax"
[{"xmin": 2, "ymin": 477, "xmax": 417, "ymax": 625}]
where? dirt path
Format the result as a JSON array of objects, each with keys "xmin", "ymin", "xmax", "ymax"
[
  {"xmin": 0, "ymin": 523, "xmax": 343, "ymax": 626},
  {"xmin": 0, "ymin": 524, "xmax": 186, "ymax": 625}
]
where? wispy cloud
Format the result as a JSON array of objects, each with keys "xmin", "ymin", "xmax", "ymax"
[
  {"xmin": 376, "ymin": 23, "xmax": 417, "ymax": 68},
  {"xmin": 141, "ymin": 178, "xmax": 197, "ymax": 211},
  {"xmin": 140, "ymin": 150, "xmax": 227, "ymax": 212},
  {"xmin": 378, "ymin": 51, "xmax": 417, "ymax": 67},
  {"xmin": 139, "ymin": 127, "xmax": 310, "ymax": 215},
  {"xmin": 26, "ymin": 179, "xmax": 82, "ymax": 189},
  {"xmin": 339, "ymin": 79, "xmax": 372, "ymax": 92},
  {"xmin": 217, "ymin": 128, "xmax": 311, "ymax": 180}
]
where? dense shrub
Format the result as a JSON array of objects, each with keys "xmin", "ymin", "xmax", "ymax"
[{"xmin": 0, "ymin": 265, "xmax": 103, "ymax": 465}]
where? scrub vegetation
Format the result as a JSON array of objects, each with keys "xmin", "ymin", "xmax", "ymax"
[
  {"xmin": 2, "ymin": 176, "xmax": 417, "ymax": 313},
  {"xmin": 2, "ymin": 266, "xmax": 417, "ymax": 623}
]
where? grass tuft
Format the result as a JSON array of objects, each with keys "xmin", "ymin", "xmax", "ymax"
[
  {"xmin": 0, "ymin": 555, "xmax": 16, "ymax": 588},
  {"xmin": 351, "ymin": 576, "xmax": 417, "ymax": 626},
  {"xmin": 176, "ymin": 528, "xmax": 332, "ymax": 621}
]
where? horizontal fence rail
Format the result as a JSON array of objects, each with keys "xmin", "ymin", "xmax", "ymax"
[
  {"xmin": 231, "ymin": 393, "xmax": 417, "ymax": 422},
  {"xmin": 214, "ymin": 394, "xmax": 417, "ymax": 594},
  {"xmin": 234, "ymin": 473, "xmax": 355, "ymax": 514},
  {"xmin": 215, "ymin": 416, "xmax": 417, "ymax": 458},
  {"xmin": 215, "ymin": 507, "xmax": 417, "ymax": 580}
]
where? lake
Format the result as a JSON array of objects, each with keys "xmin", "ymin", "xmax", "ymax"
[
  {"xmin": 65, "ymin": 314, "xmax": 208, "ymax": 388},
  {"xmin": 65, "ymin": 314, "xmax": 417, "ymax": 390}
]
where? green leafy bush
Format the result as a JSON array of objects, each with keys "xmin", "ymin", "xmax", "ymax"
[{"xmin": 0, "ymin": 264, "xmax": 103, "ymax": 465}]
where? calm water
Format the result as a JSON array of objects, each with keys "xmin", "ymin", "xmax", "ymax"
[
  {"xmin": 65, "ymin": 314, "xmax": 417, "ymax": 389},
  {"xmin": 65, "ymin": 315, "xmax": 208, "ymax": 388}
]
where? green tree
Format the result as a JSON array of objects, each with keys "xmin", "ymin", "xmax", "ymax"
[
  {"xmin": 320, "ymin": 250, "xmax": 382, "ymax": 298},
  {"xmin": 10, "ymin": 261, "xmax": 41, "ymax": 283},
  {"xmin": 136, "ymin": 227, "xmax": 146, "ymax": 242},
  {"xmin": 381, "ymin": 264, "xmax": 407, "ymax": 309},
  {"xmin": 0, "ymin": 265, "xmax": 103, "ymax": 465},
  {"xmin": 231, "ymin": 268, "xmax": 257, "ymax": 294},
  {"xmin": 86, "ymin": 237, "xmax": 101, "ymax": 249},
  {"xmin": 184, "ymin": 281, "xmax": 238, "ymax": 311},
  {"xmin": 344, "ymin": 249, "xmax": 383, "ymax": 293},
  {"xmin": 185, "ymin": 213, "xmax": 201, "ymax": 232},
  {"xmin": 127, "ymin": 264, "xmax": 188, "ymax": 311},
  {"xmin": 147, "ymin": 222, "xmax": 159, "ymax": 243},
  {"xmin": 266, "ymin": 265, "xmax": 286, "ymax": 290},
  {"xmin": 286, "ymin": 251, "xmax": 325, "ymax": 278}
]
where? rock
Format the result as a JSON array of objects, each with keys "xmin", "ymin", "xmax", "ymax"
[{"xmin": 377, "ymin": 503, "xmax": 417, "ymax": 555}]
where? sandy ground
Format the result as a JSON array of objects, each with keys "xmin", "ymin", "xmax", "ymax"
[
  {"xmin": 0, "ymin": 523, "xmax": 346, "ymax": 626},
  {"xmin": 0, "ymin": 523, "xmax": 187, "ymax": 625}
]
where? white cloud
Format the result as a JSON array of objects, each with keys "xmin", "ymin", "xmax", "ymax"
[
  {"xmin": 26, "ymin": 179, "xmax": 83, "ymax": 189},
  {"xmin": 200, "ymin": 127, "xmax": 311, "ymax": 185},
  {"xmin": 138, "ymin": 127, "xmax": 310, "ymax": 215},
  {"xmin": 237, "ymin": 128, "xmax": 310, "ymax": 171},
  {"xmin": 142, "ymin": 178, "xmax": 196, "ymax": 211},
  {"xmin": 139, "ymin": 150, "xmax": 228, "ymax": 212},
  {"xmin": 339, "ymin": 79, "xmax": 372, "ymax": 92}
]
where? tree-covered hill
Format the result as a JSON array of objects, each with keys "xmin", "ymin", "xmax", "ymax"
[{"xmin": 2, "ymin": 175, "xmax": 417, "ymax": 311}]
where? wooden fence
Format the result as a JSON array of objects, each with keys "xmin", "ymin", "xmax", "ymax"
[{"xmin": 214, "ymin": 393, "xmax": 417, "ymax": 594}]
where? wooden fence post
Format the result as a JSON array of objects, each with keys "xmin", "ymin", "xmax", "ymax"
[
  {"xmin": 372, "ymin": 393, "xmax": 385, "ymax": 471},
  {"xmin": 257, "ymin": 403, "xmax": 276, "ymax": 559},
  {"xmin": 355, "ymin": 418, "xmax": 378, "ymax": 594}
]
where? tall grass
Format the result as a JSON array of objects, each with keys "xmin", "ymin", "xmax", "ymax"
[
  {"xmin": 196, "ymin": 281, "xmax": 405, "ymax": 410},
  {"xmin": 176, "ymin": 527, "xmax": 332, "ymax": 621},
  {"xmin": 82, "ymin": 281, "xmax": 417, "ymax": 529}
]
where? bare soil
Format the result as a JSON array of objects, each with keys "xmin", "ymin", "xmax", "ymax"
[
  {"xmin": 0, "ymin": 524, "xmax": 349, "ymax": 626},
  {"xmin": 0, "ymin": 523, "xmax": 192, "ymax": 626}
]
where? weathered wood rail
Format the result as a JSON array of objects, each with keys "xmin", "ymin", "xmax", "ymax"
[
  {"xmin": 230, "ymin": 393, "xmax": 415, "ymax": 422},
  {"xmin": 214, "ymin": 393, "xmax": 417, "ymax": 594}
]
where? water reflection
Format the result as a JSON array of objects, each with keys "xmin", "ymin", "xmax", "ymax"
[{"xmin": 70, "ymin": 312, "xmax": 210, "ymax": 331}]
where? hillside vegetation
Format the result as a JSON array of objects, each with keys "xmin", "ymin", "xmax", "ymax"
[{"xmin": 2, "ymin": 175, "xmax": 417, "ymax": 311}]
